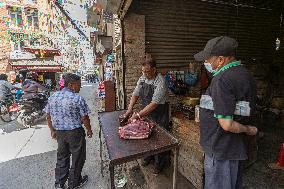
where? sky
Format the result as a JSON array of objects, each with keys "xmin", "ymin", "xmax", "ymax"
[{"xmin": 60, "ymin": 0, "xmax": 96, "ymax": 72}]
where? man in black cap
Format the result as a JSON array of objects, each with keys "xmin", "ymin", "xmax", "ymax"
[{"xmin": 194, "ymin": 36, "xmax": 258, "ymax": 189}]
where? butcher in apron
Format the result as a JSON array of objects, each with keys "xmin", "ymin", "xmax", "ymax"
[{"xmin": 124, "ymin": 58, "xmax": 170, "ymax": 174}]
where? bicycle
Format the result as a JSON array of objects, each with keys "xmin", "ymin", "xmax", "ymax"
[{"xmin": 0, "ymin": 98, "xmax": 20, "ymax": 122}]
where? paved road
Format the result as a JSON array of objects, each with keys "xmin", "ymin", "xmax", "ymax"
[{"xmin": 0, "ymin": 82, "xmax": 110, "ymax": 189}]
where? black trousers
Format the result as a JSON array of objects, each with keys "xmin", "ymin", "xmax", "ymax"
[
  {"xmin": 144, "ymin": 124, "xmax": 170, "ymax": 171},
  {"xmin": 55, "ymin": 127, "xmax": 86, "ymax": 188}
]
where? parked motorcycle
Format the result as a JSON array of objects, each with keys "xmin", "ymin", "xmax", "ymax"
[{"xmin": 17, "ymin": 92, "xmax": 49, "ymax": 128}]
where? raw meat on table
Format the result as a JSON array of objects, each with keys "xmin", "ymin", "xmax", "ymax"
[{"xmin": 118, "ymin": 119, "xmax": 156, "ymax": 140}]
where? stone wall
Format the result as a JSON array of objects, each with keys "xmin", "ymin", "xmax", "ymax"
[
  {"xmin": 172, "ymin": 116, "xmax": 204, "ymax": 189},
  {"xmin": 123, "ymin": 13, "xmax": 145, "ymax": 106},
  {"xmin": 112, "ymin": 14, "xmax": 125, "ymax": 110}
]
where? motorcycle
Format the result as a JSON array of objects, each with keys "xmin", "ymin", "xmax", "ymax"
[{"xmin": 17, "ymin": 92, "xmax": 49, "ymax": 128}]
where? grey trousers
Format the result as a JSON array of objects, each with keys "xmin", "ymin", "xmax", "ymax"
[
  {"xmin": 204, "ymin": 153, "xmax": 243, "ymax": 189},
  {"xmin": 55, "ymin": 127, "xmax": 86, "ymax": 188}
]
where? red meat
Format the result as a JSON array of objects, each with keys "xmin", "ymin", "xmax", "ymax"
[{"xmin": 118, "ymin": 119, "xmax": 156, "ymax": 139}]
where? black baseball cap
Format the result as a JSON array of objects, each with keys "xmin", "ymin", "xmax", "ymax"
[{"xmin": 194, "ymin": 36, "xmax": 238, "ymax": 61}]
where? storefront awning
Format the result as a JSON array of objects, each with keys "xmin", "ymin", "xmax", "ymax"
[
  {"xmin": 23, "ymin": 46, "xmax": 61, "ymax": 57},
  {"xmin": 10, "ymin": 60, "xmax": 63, "ymax": 72},
  {"xmin": 9, "ymin": 50, "xmax": 36, "ymax": 60},
  {"xmin": 13, "ymin": 66, "xmax": 62, "ymax": 72}
]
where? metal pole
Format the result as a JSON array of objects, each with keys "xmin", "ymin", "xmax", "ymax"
[
  {"xmin": 99, "ymin": 118, "xmax": 104, "ymax": 177},
  {"xmin": 173, "ymin": 146, "xmax": 179, "ymax": 189},
  {"xmin": 109, "ymin": 164, "xmax": 115, "ymax": 189}
]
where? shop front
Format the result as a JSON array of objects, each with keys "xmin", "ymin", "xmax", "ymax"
[
  {"xmin": 112, "ymin": 0, "xmax": 284, "ymax": 188},
  {"xmin": 10, "ymin": 60, "xmax": 63, "ymax": 89}
]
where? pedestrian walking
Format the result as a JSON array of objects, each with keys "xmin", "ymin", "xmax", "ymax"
[
  {"xmin": 44, "ymin": 73, "xmax": 93, "ymax": 189},
  {"xmin": 194, "ymin": 36, "xmax": 258, "ymax": 189},
  {"xmin": 59, "ymin": 74, "xmax": 65, "ymax": 90}
]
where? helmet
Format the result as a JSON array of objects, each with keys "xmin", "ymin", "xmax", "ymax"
[
  {"xmin": 26, "ymin": 72, "xmax": 38, "ymax": 81},
  {"xmin": 0, "ymin": 74, "xmax": 8, "ymax": 81}
]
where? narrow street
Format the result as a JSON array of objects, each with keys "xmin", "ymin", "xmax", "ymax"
[{"xmin": 0, "ymin": 82, "xmax": 110, "ymax": 189}]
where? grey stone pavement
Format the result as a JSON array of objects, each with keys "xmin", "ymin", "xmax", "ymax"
[{"xmin": 0, "ymin": 81, "xmax": 111, "ymax": 189}]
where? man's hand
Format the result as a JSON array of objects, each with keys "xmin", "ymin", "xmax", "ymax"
[
  {"xmin": 87, "ymin": 129, "xmax": 93, "ymax": 138},
  {"xmin": 47, "ymin": 114, "xmax": 56, "ymax": 139},
  {"xmin": 51, "ymin": 130, "xmax": 56, "ymax": 139},
  {"xmin": 129, "ymin": 112, "xmax": 139, "ymax": 123},
  {"xmin": 246, "ymin": 126, "xmax": 258, "ymax": 135},
  {"xmin": 124, "ymin": 109, "xmax": 133, "ymax": 118}
]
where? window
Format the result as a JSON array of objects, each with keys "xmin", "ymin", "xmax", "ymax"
[
  {"xmin": 9, "ymin": 12, "xmax": 22, "ymax": 28},
  {"xmin": 26, "ymin": 14, "xmax": 39, "ymax": 29},
  {"xmin": 33, "ymin": 16, "xmax": 38, "ymax": 29},
  {"xmin": 11, "ymin": 41, "xmax": 24, "ymax": 51},
  {"xmin": 29, "ymin": 39, "xmax": 35, "ymax": 46},
  {"xmin": 27, "ymin": 15, "xmax": 33, "ymax": 27}
]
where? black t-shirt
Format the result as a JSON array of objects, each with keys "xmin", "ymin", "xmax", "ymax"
[{"xmin": 199, "ymin": 64, "xmax": 256, "ymax": 160}]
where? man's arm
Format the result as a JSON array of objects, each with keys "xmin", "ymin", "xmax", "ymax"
[
  {"xmin": 47, "ymin": 114, "xmax": 56, "ymax": 139},
  {"xmin": 218, "ymin": 118, "xmax": 258, "ymax": 135},
  {"xmin": 125, "ymin": 76, "xmax": 144, "ymax": 116},
  {"xmin": 125, "ymin": 95, "xmax": 139, "ymax": 116},
  {"xmin": 129, "ymin": 102, "xmax": 158, "ymax": 121},
  {"xmin": 138, "ymin": 102, "xmax": 158, "ymax": 117},
  {"xmin": 130, "ymin": 102, "xmax": 158, "ymax": 121},
  {"xmin": 78, "ymin": 97, "xmax": 93, "ymax": 138},
  {"xmin": 81, "ymin": 115, "xmax": 93, "ymax": 138}
]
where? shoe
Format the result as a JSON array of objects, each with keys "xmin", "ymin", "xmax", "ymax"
[
  {"xmin": 68, "ymin": 175, "xmax": 88, "ymax": 189},
  {"xmin": 55, "ymin": 183, "xmax": 65, "ymax": 189}
]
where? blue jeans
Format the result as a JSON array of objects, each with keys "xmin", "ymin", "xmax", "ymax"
[{"xmin": 204, "ymin": 153, "xmax": 243, "ymax": 189}]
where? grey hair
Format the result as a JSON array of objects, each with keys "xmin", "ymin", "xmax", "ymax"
[{"xmin": 64, "ymin": 73, "xmax": 81, "ymax": 87}]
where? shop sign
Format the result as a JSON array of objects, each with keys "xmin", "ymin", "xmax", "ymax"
[
  {"xmin": 96, "ymin": 40, "xmax": 105, "ymax": 54},
  {"xmin": 9, "ymin": 50, "xmax": 36, "ymax": 60}
]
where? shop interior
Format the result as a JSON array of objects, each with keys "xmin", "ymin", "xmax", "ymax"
[{"xmin": 124, "ymin": 0, "xmax": 284, "ymax": 188}]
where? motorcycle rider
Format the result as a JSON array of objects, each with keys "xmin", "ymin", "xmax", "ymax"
[
  {"xmin": 18, "ymin": 72, "xmax": 48, "ymax": 127},
  {"xmin": 14, "ymin": 75, "xmax": 24, "ymax": 102},
  {"xmin": 0, "ymin": 74, "xmax": 19, "ymax": 106},
  {"xmin": 59, "ymin": 74, "xmax": 65, "ymax": 90},
  {"xmin": 22, "ymin": 72, "xmax": 48, "ymax": 101}
]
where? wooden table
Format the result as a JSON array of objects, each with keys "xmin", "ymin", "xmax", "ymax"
[{"xmin": 98, "ymin": 110, "xmax": 179, "ymax": 189}]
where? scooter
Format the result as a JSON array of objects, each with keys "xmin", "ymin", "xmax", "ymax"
[{"xmin": 17, "ymin": 92, "xmax": 49, "ymax": 128}]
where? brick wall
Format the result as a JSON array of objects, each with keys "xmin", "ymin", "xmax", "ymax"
[
  {"xmin": 0, "ymin": 6, "xmax": 12, "ymax": 74},
  {"xmin": 123, "ymin": 13, "xmax": 145, "ymax": 107}
]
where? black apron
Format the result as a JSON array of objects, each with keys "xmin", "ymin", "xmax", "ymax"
[
  {"xmin": 139, "ymin": 77, "xmax": 170, "ymax": 170},
  {"xmin": 139, "ymin": 80, "xmax": 169, "ymax": 130}
]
